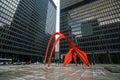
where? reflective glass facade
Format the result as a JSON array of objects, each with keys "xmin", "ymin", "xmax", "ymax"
[
  {"xmin": 46, "ymin": 0, "xmax": 56, "ymax": 34},
  {"xmin": 60, "ymin": 0, "xmax": 83, "ymax": 9},
  {"xmin": 60, "ymin": 0, "xmax": 120, "ymax": 64},
  {"xmin": 0, "ymin": 0, "xmax": 56, "ymax": 62}
]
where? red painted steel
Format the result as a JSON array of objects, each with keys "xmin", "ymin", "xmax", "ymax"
[{"xmin": 44, "ymin": 32, "xmax": 90, "ymax": 67}]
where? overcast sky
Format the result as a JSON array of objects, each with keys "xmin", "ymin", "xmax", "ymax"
[{"xmin": 53, "ymin": 0, "xmax": 60, "ymax": 32}]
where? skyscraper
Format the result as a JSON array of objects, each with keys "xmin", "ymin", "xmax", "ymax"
[
  {"xmin": 46, "ymin": 0, "xmax": 56, "ymax": 35},
  {"xmin": 60, "ymin": 0, "xmax": 120, "ymax": 64},
  {"xmin": 0, "ymin": 0, "xmax": 56, "ymax": 62}
]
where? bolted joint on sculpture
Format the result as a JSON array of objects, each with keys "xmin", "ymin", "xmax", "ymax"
[{"xmin": 44, "ymin": 32, "xmax": 90, "ymax": 67}]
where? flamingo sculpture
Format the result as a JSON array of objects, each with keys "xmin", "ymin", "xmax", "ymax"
[{"xmin": 44, "ymin": 32, "xmax": 90, "ymax": 67}]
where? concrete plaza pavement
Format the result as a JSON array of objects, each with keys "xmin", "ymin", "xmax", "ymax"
[{"xmin": 0, "ymin": 64, "xmax": 120, "ymax": 80}]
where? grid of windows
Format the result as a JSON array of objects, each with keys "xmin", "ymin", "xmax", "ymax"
[
  {"xmin": 0, "ymin": 0, "xmax": 20, "ymax": 27},
  {"xmin": 0, "ymin": 0, "xmax": 56, "ymax": 62},
  {"xmin": 60, "ymin": 0, "xmax": 120, "ymax": 63},
  {"xmin": 60, "ymin": 0, "xmax": 83, "ymax": 9},
  {"xmin": 46, "ymin": 0, "xmax": 56, "ymax": 34}
]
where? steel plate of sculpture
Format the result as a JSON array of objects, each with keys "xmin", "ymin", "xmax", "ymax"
[{"xmin": 44, "ymin": 32, "xmax": 90, "ymax": 67}]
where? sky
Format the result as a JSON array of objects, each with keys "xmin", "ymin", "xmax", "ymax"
[{"xmin": 53, "ymin": 0, "xmax": 60, "ymax": 32}]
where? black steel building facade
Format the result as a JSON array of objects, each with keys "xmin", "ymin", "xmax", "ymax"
[
  {"xmin": 60, "ymin": 0, "xmax": 120, "ymax": 64},
  {"xmin": 0, "ymin": 0, "xmax": 56, "ymax": 62}
]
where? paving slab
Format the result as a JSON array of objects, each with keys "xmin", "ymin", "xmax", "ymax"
[{"xmin": 104, "ymin": 66, "xmax": 120, "ymax": 73}]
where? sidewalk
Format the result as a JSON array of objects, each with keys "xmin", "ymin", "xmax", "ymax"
[{"xmin": 0, "ymin": 64, "xmax": 120, "ymax": 80}]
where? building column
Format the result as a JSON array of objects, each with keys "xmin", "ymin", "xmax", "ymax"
[
  {"xmin": 92, "ymin": 52, "xmax": 95, "ymax": 65},
  {"xmin": 116, "ymin": 53, "xmax": 120, "ymax": 64},
  {"xmin": 59, "ymin": 52, "xmax": 62, "ymax": 63},
  {"xmin": 119, "ymin": 54, "xmax": 120, "ymax": 64},
  {"xmin": 107, "ymin": 52, "xmax": 112, "ymax": 64},
  {"xmin": 16, "ymin": 55, "xmax": 19, "ymax": 62}
]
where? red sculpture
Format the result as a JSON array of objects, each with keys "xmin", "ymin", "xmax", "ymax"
[{"xmin": 44, "ymin": 32, "xmax": 90, "ymax": 67}]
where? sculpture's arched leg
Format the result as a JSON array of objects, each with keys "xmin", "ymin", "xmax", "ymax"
[
  {"xmin": 47, "ymin": 33, "xmax": 72, "ymax": 67},
  {"xmin": 44, "ymin": 32, "xmax": 62, "ymax": 66},
  {"xmin": 73, "ymin": 53, "xmax": 77, "ymax": 66},
  {"xmin": 63, "ymin": 48, "xmax": 73, "ymax": 67},
  {"xmin": 44, "ymin": 32, "xmax": 71, "ymax": 67},
  {"xmin": 75, "ymin": 48, "xmax": 90, "ymax": 66},
  {"xmin": 48, "ymin": 34, "xmax": 64, "ymax": 67}
]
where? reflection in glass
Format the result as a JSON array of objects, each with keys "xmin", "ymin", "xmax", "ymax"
[{"xmin": 0, "ymin": 0, "xmax": 20, "ymax": 27}]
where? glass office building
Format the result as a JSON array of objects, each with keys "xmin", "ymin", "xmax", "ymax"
[
  {"xmin": 0, "ymin": 0, "xmax": 56, "ymax": 62},
  {"xmin": 46, "ymin": 0, "xmax": 56, "ymax": 35},
  {"xmin": 60, "ymin": 0, "xmax": 120, "ymax": 64}
]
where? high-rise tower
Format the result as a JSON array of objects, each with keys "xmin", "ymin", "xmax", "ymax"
[
  {"xmin": 0, "ymin": 0, "xmax": 56, "ymax": 62},
  {"xmin": 60, "ymin": 0, "xmax": 120, "ymax": 64}
]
